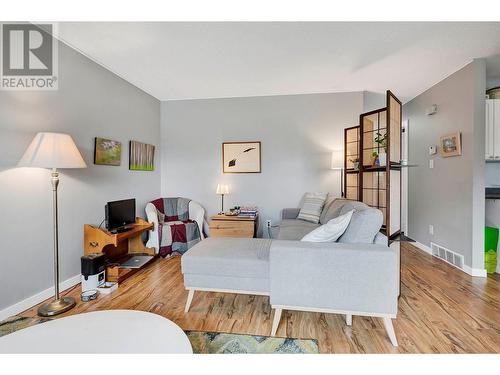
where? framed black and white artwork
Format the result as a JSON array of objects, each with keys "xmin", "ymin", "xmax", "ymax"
[{"xmin": 222, "ymin": 141, "xmax": 261, "ymax": 173}]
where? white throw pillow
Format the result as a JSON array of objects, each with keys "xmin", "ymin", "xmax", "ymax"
[{"xmin": 301, "ymin": 209, "xmax": 354, "ymax": 242}]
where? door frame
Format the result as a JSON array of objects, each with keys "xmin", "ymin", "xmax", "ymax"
[{"xmin": 402, "ymin": 119, "xmax": 409, "ymax": 236}]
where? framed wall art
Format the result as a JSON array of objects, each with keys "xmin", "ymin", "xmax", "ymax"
[
  {"xmin": 94, "ymin": 137, "xmax": 121, "ymax": 166},
  {"xmin": 222, "ymin": 141, "xmax": 261, "ymax": 173},
  {"xmin": 129, "ymin": 140, "xmax": 155, "ymax": 171},
  {"xmin": 439, "ymin": 132, "xmax": 462, "ymax": 157}
]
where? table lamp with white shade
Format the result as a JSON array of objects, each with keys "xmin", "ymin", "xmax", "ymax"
[
  {"xmin": 18, "ymin": 132, "xmax": 87, "ymax": 317},
  {"xmin": 216, "ymin": 184, "xmax": 230, "ymax": 214},
  {"xmin": 331, "ymin": 150, "xmax": 344, "ymax": 198}
]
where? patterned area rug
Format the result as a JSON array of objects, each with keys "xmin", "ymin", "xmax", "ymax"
[
  {"xmin": 0, "ymin": 317, "xmax": 319, "ymax": 353},
  {"xmin": 186, "ymin": 331, "xmax": 319, "ymax": 354},
  {"xmin": 0, "ymin": 316, "xmax": 51, "ymax": 338}
]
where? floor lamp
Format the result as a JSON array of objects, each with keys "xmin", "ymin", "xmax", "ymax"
[
  {"xmin": 331, "ymin": 150, "xmax": 344, "ymax": 198},
  {"xmin": 18, "ymin": 132, "xmax": 87, "ymax": 317}
]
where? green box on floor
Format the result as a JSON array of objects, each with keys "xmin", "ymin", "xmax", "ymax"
[{"xmin": 485, "ymin": 226, "xmax": 498, "ymax": 274}]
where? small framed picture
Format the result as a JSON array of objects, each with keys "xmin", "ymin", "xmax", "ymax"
[
  {"xmin": 129, "ymin": 140, "xmax": 155, "ymax": 171},
  {"xmin": 439, "ymin": 132, "xmax": 462, "ymax": 157},
  {"xmin": 94, "ymin": 137, "xmax": 122, "ymax": 166},
  {"xmin": 222, "ymin": 141, "xmax": 261, "ymax": 173}
]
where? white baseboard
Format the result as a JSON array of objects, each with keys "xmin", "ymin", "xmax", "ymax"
[
  {"xmin": 463, "ymin": 265, "xmax": 487, "ymax": 278},
  {"xmin": 412, "ymin": 240, "xmax": 433, "ymax": 255},
  {"xmin": 0, "ymin": 275, "xmax": 80, "ymax": 321},
  {"xmin": 412, "ymin": 241, "xmax": 487, "ymax": 278}
]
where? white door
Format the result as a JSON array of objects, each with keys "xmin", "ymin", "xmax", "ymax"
[
  {"xmin": 486, "ymin": 100, "xmax": 494, "ymax": 160},
  {"xmin": 494, "ymin": 100, "xmax": 500, "ymax": 160}
]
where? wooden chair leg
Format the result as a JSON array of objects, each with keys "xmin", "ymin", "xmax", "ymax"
[
  {"xmin": 382, "ymin": 317, "xmax": 398, "ymax": 347},
  {"xmin": 184, "ymin": 290, "xmax": 195, "ymax": 313},
  {"xmin": 271, "ymin": 308, "xmax": 282, "ymax": 336},
  {"xmin": 346, "ymin": 314, "xmax": 352, "ymax": 326}
]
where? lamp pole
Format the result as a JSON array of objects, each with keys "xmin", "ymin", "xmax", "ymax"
[
  {"xmin": 38, "ymin": 168, "xmax": 76, "ymax": 317},
  {"xmin": 52, "ymin": 168, "xmax": 60, "ymax": 300},
  {"xmin": 340, "ymin": 168, "xmax": 344, "ymax": 198}
]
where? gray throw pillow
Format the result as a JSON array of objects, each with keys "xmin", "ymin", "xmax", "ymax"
[
  {"xmin": 320, "ymin": 198, "xmax": 367, "ymax": 224},
  {"xmin": 337, "ymin": 204, "xmax": 383, "ymax": 244}
]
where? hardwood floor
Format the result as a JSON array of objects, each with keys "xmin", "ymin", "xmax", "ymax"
[{"xmin": 22, "ymin": 242, "xmax": 500, "ymax": 353}]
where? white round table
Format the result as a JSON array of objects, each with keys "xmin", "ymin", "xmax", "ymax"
[{"xmin": 0, "ymin": 310, "xmax": 192, "ymax": 353}]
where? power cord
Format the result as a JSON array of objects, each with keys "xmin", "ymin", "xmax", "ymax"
[{"xmin": 267, "ymin": 224, "xmax": 280, "ymax": 239}]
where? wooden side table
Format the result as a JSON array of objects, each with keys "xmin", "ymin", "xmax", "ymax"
[{"xmin": 209, "ymin": 214, "xmax": 257, "ymax": 238}]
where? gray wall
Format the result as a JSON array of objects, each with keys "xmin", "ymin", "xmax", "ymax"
[
  {"xmin": 403, "ymin": 60, "xmax": 485, "ymax": 269},
  {"xmin": 161, "ymin": 92, "xmax": 363, "ymax": 236},
  {"xmin": 363, "ymin": 91, "xmax": 386, "ymax": 112},
  {"xmin": 487, "ymin": 77, "xmax": 500, "ymax": 90},
  {"xmin": 0, "ymin": 41, "xmax": 160, "ymax": 310}
]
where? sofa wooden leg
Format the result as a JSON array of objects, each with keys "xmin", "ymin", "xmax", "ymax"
[
  {"xmin": 346, "ymin": 314, "xmax": 352, "ymax": 326},
  {"xmin": 382, "ymin": 317, "xmax": 398, "ymax": 347},
  {"xmin": 184, "ymin": 290, "xmax": 195, "ymax": 313},
  {"xmin": 271, "ymin": 308, "xmax": 282, "ymax": 336}
]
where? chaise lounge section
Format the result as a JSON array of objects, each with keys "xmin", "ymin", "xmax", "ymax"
[{"xmin": 181, "ymin": 199, "xmax": 399, "ymax": 346}]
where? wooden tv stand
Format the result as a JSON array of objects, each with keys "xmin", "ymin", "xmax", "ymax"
[{"xmin": 84, "ymin": 218, "xmax": 155, "ymax": 284}]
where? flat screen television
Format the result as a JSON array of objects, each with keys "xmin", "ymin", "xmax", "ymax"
[{"xmin": 105, "ymin": 198, "xmax": 136, "ymax": 233}]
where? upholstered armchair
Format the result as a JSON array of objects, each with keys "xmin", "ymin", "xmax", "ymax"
[{"xmin": 145, "ymin": 197, "xmax": 208, "ymax": 257}]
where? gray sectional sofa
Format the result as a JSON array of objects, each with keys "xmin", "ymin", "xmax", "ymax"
[
  {"xmin": 181, "ymin": 198, "xmax": 399, "ymax": 346},
  {"xmin": 278, "ymin": 198, "xmax": 388, "ymax": 245}
]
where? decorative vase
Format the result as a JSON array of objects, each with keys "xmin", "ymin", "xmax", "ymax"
[
  {"xmin": 353, "ymin": 161, "xmax": 360, "ymax": 170},
  {"xmin": 378, "ymin": 152, "xmax": 387, "ymax": 167}
]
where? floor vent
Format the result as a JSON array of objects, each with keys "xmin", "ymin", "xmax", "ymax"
[{"xmin": 430, "ymin": 242, "xmax": 464, "ymax": 270}]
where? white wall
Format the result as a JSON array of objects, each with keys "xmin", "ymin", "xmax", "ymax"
[
  {"xmin": 486, "ymin": 163, "xmax": 500, "ymax": 186},
  {"xmin": 161, "ymin": 92, "xmax": 363, "ymax": 236},
  {"xmin": 403, "ymin": 60, "xmax": 486, "ymax": 270},
  {"xmin": 0, "ymin": 41, "xmax": 160, "ymax": 311}
]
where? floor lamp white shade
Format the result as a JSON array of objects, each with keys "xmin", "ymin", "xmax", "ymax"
[
  {"xmin": 18, "ymin": 132, "xmax": 87, "ymax": 169},
  {"xmin": 331, "ymin": 150, "xmax": 344, "ymax": 198},
  {"xmin": 18, "ymin": 132, "xmax": 86, "ymax": 317}
]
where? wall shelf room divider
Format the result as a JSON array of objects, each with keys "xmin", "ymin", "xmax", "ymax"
[{"xmin": 344, "ymin": 90, "xmax": 402, "ymax": 241}]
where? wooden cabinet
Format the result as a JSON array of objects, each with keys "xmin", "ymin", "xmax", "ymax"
[
  {"xmin": 486, "ymin": 99, "xmax": 500, "ymax": 160},
  {"xmin": 209, "ymin": 215, "xmax": 257, "ymax": 238}
]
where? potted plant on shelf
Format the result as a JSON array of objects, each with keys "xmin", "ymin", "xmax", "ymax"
[
  {"xmin": 371, "ymin": 151, "xmax": 379, "ymax": 167},
  {"xmin": 350, "ymin": 157, "xmax": 360, "ymax": 170},
  {"xmin": 374, "ymin": 131, "xmax": 387, "ymax": 167}
]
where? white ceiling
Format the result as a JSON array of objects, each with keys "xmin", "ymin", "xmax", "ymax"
[{"xmin": 56, "ymin": 22, "xmax": 500, "ymax": 102}]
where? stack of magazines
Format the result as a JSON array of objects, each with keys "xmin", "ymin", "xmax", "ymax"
[{"xmin": 239, "ymin": 206, "xmax": 258, "ymax": 218}]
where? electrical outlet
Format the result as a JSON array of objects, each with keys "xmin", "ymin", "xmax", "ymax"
[
  {"xmin": 266, "ymin": 220, "xmax": 272, "ymax": 228},
  {"xmin": 429, "ymin": 224, "xmax": 434, "ymax": 235},
  {"xmin": 429, "ymin": 159, "xmax": 434, "ymax": 169}
]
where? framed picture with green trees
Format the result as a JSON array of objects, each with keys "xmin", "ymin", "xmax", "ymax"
[{"xmin": 129, "ymin": 140, "xmax": 155, "ymax": 171}]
